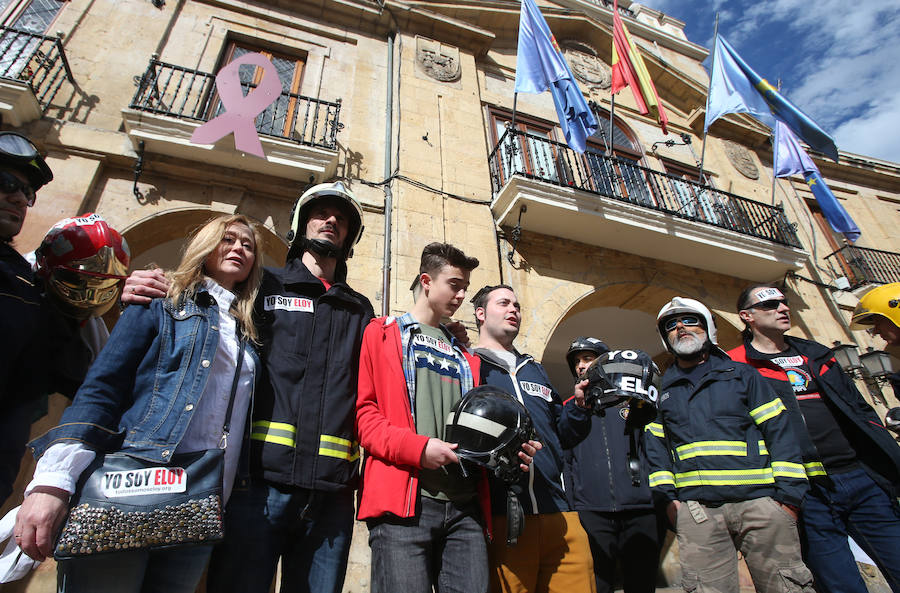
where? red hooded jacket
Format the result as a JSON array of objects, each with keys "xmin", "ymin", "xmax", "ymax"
[{"xmin": 355, "ymin": 316, "xmax": 491, "ymax": 534}]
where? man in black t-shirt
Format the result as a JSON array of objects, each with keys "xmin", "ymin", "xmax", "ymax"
[{"xmin": 728, "ymin": 283, "xmax": 900, "ymax": 593}]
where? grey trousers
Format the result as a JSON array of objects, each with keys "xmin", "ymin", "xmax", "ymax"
[{"xmin": 675, "ymin": 497, "xmax": 815, "ymax": 593}]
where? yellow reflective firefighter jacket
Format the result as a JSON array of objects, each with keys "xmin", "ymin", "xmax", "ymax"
[{"xmin": 643, "ymin": 350, "xmax": 808, "ymax": 508}]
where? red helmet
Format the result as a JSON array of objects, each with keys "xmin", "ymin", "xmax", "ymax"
[{"xmin": 36, "ymin": 213, "xmax": 130, "ymax": 319}]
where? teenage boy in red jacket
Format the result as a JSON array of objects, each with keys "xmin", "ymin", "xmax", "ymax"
[{"xmin": 356, "ymin": 242, "xmax": 537, "ymax": 593}]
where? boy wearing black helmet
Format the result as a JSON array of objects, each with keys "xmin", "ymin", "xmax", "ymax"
[{"xmin": 563, "ymin": 338, "xmax": 664, "ymax": 593}]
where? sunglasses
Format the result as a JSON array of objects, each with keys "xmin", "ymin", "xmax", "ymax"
[
  {"xmin": 744, "ymin": 299, "xmax": 789, "ymax": 311},
  {"xmin": 0, "ymin": 170, "xmax": 36, "ymax": 207},
  {"xmin": 663, "ymin": 315, "xmax": 702, "ymax": 332}
]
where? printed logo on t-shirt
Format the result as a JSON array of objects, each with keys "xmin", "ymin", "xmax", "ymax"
[
  {"xmin": 101, "ymin": 467, "xmax": 187, "ymax": 498},
  {"xmin": 520, "ymin": 381, "xmax": 552, "ymax": 401},
  {"xmin": 412, "ymin": 333, "xmax": 455, "ymax": 356},
  {"xmin": 412, "ymin": 333, "xmax": 460, "ymax": 380},
  {"xmin": 784, "ymin": 368, "xmax": 812, "ymax": 394},
  {"xmin": 263, "ymin": 295, "xmax": 314, "ymax": 312}
]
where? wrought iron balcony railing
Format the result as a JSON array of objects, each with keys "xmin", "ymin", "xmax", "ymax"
[
  {"xmin": 129, "ymin": 57, "xmax": 343, "ymax": 150},
  {"xmin": 0, "ymin": 26, "xmax": 75, "ymax": 112},
  {"xmin": 825, "ymin": 245, "xmax": 900, "ymax": 288},
  {"xmin": 488, "ymin": 127, "xmax": 802, "ymax": 248},
  {"xmin": 583, "ymin": 0, "xmax": 634, "ymax": 17}
]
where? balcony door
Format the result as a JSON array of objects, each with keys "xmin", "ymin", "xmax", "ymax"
[
  {"xmin": 213, "ymin": 42, "xmax": 305, "ymax": 140},
  {"xmin": 489, "ymin": 110, "xmax": 560, "ymax": 187},
  {"xmin": 584, "ymin": 109, "xmax": 653, "ymax": 206},
  {"xmin": 662, "ymin": 160, "xmax": 721, "ymax": 224},
  {"xmin": 0, "ymin": 0, "xmax": 64, "ymax": 78}
]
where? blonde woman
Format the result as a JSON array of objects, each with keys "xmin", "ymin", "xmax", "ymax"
[{"xmin": 14, "ymin": 214, "xmax": 263, "ymax": 593}]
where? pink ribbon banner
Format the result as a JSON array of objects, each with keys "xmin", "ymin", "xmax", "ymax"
[{"xmin": 191, "ymin": 52, "xmax": 282, "ymax": 158}]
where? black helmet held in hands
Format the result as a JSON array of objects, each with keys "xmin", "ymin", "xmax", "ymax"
[{"xmin": 445, "ymin": 385, "xmax": 537, "ymax": 485}]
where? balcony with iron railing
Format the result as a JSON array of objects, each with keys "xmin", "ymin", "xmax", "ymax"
[
  {"xmin": 0, "ymin": 25, "xmax": 75, "ymax": 126},
  {"xmin": 825, "ymin": 245, "xmax": 900, "ymax": 291},
  {"xmin": 489, "ymin": 127, "xmax": 808, "ymax": 281},
  {"xmin": 122, "ymin": 56, "xmax": 344, "ymax": 181}
]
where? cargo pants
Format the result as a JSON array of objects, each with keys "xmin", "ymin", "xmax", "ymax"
[{"xmin": 676, "ymin": 497, "xmax": 815, "ymax": 593}]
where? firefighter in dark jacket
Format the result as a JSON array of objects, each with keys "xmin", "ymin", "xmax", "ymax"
[
  {"xmin": 123, "ymin": 181, "xmax": 375, "ymax": 593},
  {"xmin": 730, "ymin": 283, "xmax": 900, "ymax": 593},
  {"xmin": 563, "ymin": 337, "xmax": 664, "ymax": 593},
  {"xmin": 645, "ymin": 296, "xmax": 813, "ymax": 593},
  {"xmin": 0, "ymin": 132, "xmax": 56, "ymax": 505}
]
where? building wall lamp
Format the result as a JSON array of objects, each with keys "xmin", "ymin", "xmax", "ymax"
[{"xmin": 832, "ymin": 341, "xmax": 894, "ymax": 404}]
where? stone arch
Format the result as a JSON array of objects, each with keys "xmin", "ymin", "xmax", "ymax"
[
  {"xmin": 120, "ymin": 207, "xmax": 288, "ymax": 271},
  {"xmin": 527, "ymin": 281, "xmax": 744, "ymax": 391}
]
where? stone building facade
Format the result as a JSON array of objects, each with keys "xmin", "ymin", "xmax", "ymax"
[{"xmin": 2, "ymin": 0, "xmax": 898, "ymax": 591}]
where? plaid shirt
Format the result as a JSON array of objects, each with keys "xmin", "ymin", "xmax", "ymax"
[{"xmin": 395, "ymin": 312, "xmax": 474, "ymax": 421}]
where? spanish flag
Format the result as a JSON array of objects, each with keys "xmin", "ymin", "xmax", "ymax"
[{"xmin": 611, "ymin": 0, "xmax": 668, "ymax": 134}]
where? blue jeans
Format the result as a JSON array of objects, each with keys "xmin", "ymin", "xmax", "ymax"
[
  {"xmin": 57, "ymin": 545, "xmax": 212, "ymax": 593},
  {"xmin": 207, "ymin": 481, "xmax": 353, "ymax": 593},
  {"xmin": 800, "ymin": 467, "xmax": 900, "ymax": 593},
  {"xmin": 367, "ymin": 496, "xmax": 488, "ymax": 593}
]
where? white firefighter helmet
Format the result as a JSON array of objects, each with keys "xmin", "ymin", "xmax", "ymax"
[
  {"xmin": 656, "ymin": 296, "xmax": 718, "ymax": 353},
  {"xmin": 286, "ymin": 180, "xmax": 364, "ymax": 260}
]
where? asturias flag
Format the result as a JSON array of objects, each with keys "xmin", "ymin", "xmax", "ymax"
[
  {"xmin": 774, "ymin": 121, "xmax": 859, "ymax": 242},
  {"xmin": 514, "ymin": 0, "xmax": 598, "ymax": 152},
  {"xmin": 705, "ymin": 35, "xmax": 838, "ymax": 162},
  {"xmin": 611, "ymin": 0, "xmax": 668, "ymax": 134}
]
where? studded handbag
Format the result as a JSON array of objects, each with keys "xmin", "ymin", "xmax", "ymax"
[{"xmin": 53, "ymin": 341, "xmax": 246, "ymax": 559}]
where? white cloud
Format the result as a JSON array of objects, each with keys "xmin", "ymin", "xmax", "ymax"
[
  {"xmin": 832, "ymin": 95, "xmax": 900, "ymax": 162},
  {"xmin": 642, "ymin": 0, "xmax": 900, "ymax": 163}
]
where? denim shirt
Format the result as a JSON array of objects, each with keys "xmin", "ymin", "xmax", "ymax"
[{"xmin": 30, "ymin": 289, "xmax": 260, "ymax": 463}]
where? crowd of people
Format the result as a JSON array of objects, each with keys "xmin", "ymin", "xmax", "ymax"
[{"xmin": 2, "ymin": 130, "xmax": 899, "ymax": 593}]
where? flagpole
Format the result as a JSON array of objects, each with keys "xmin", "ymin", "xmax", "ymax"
[
  {"xmin": 697, "ymin": 12, "xmax": 719, "ymax": 186},
  {"xmin": 770, "ymin": 144, "xmax": 778, "ymax": 204},
  {"xmin": 511, "ymin": 92, "xmax": 518, "ymax": 129},
  {"xmin": 608, "ymin": 94, "xmax": 615, "ymax": 157}
]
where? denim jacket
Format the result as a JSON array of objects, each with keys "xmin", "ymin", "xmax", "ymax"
[{"xmin": 30, "ymin": 289, "xmax": 259, "ymax": 464}]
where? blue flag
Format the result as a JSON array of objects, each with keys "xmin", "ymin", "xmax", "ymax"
[
  {"xmin": 774, "ymin": 122, "xmax": 859, "ymax": 242},
  {"xmin": 515, "ymin": 0, "xmax": 597, "ymax": 152},
  {"xmin": 705, "ymin": 36, "xmax": 838, "ymax": 162}
]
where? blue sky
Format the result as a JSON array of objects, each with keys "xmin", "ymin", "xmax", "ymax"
[{"xmin": 641, "ymin": 0, "xmax": 900, "ymax": 164}]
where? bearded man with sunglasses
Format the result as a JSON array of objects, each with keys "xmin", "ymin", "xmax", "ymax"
[
  {"xmin": 728, "ymin": 284, "xmax": 900, "ymax": 593},
  {"xmin": 644, "ymin": 296, "xmax": 813, "ymax": 593}
]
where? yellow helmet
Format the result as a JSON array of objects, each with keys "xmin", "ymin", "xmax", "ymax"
[{"xmin": 851, "ymin": 283, "xmax": 900, "ymax": 330}]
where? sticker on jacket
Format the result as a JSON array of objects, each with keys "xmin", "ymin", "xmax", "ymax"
[
  {"xmin": 101, "ymin": 467, "xmax": 186, "ymax": 498},
  {"xmin": 770, "ymin": 355, "xmax": 803, "ymax": 367},
  {"xmin": 263, "ymin": 295, "xmax": 314, "ymax": 312},
  {"xmin": 520, "ymin": 381, "xmax": 553, "ymax": 401}
]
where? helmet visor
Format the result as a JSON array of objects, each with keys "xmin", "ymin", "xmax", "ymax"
[{"xmin": 0, "ymin": 133, "xmax": 39, "ymax": 160}]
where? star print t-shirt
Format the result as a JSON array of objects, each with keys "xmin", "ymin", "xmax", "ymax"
[
  {"xmin": 748, "ymin": 344, "xmax": 858, "ymax": 472},
  {"xmin": 412, "ymin": 323, "xmax": 478, "ymax": 502}
]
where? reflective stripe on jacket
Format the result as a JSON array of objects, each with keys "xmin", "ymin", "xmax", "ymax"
[{"xmin": 642, "ymin": 350, "xmax": 808, "ymax": 508}]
